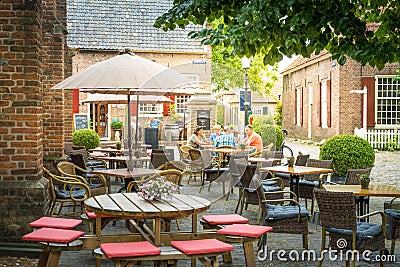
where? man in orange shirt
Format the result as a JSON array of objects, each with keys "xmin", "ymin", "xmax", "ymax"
[{"xmin": 243, "ymin": 125, "xmax": 263, "ymax": 152}]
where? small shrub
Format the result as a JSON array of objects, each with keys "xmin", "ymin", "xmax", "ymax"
[
  {"xmin": 255, "ymin": 124, "xmax": 283, "ymax": 150},
  {"xmin": 72, "ymin": 129, "xmax": 100, "ymax": 150},
  {"xmin": 111, "ymin": 119, "xmax": 123, "ymax": 130},
  {"xmin": 320, "ymin": 134, "xmax": 375, "ymax": 177}
]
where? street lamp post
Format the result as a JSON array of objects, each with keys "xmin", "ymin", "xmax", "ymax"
[{"xmin": 241, "ymin": 57, "xmax": 251, "ymax": 135}]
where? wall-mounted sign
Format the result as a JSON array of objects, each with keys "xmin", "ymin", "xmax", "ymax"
[
  {"xmin": 73, "ymin": 114, "xmax": 89, "ymax": 131},
  {"xmin": 192, "ymin": 60, "xmax": 207, "ymax": 64}
]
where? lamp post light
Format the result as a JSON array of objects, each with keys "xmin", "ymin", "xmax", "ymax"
[{"xmin": 241, "ymin": 57, "xmax": 251, "ymax": 135}]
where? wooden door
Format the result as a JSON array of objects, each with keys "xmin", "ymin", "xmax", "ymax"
[{"xmin": 96, "ymin": 104, "xmax": 108, "ymax": 137}]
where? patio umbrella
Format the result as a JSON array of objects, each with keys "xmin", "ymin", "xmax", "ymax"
[{"xmin": 52, "ymin": 51, "xmax": 198, "ymax": 159}]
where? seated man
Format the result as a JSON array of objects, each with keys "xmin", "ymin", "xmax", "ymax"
[
  {"xmin": 214, "ymin": 133, "xmax": 237, "ymax": 148},
  {"xmin": 242, "ymin": 125, "xmax": 263, "ymax": 154}
]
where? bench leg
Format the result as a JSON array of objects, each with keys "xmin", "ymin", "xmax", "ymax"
[
  {"xmin": 243, "ymin": 241, "xmax": 257, "ymax": 267},
  {"xmin": 198, "ymin": 255, "xmax": 218, "ymax": 267},
  {"xmin": 37, "ymin": 251, "xmax": 50, "ymax": 267},
  {"xmin": 45, "ymin": 251, "xmax": 62, "ymax": 267}
]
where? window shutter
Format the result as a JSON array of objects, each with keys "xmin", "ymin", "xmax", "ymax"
[
  {"xmin": 327, "ymin": 80, "xmax": 331, "ymax": 127},
  {"xmin": 318, "ymin": 82, "xmax": 322, "ymax": 126},
  {"xmin": 294, "ymin": 87, "xmax": 297, "ymax": 125},
  {"xmin": 300, "ymin": 86, "xmax": 304, "ymax": 126},
  {"xmin": 362, "ymin": 77, "xmax": 375, "ymax": 127}
]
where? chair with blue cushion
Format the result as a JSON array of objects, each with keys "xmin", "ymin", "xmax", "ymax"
[
  {"xmin": 43, "ymin": 167, "xmax": 91, "ymax": 217},
  {"xmin": 56, "ymin": 161, "xmax": 107, "ymax": 196},
  {"xmin": 256, "ymin": 184, "xmax": 309, "ymax": 249},
  {"xmin": 385, "ymin": 197, "xmax": 400, "ymax": 255},
  {"xmin": 298, "ymin": 158, "xmax": 332, "ymax": 216},
  {"xmin": 314, "ymin": 188, "xmax": 385, "ymax": 267}
]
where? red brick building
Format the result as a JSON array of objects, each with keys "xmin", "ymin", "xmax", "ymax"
[{"xmin": 281, "ymin": 51, "xmax": 400, "ymax": 142}]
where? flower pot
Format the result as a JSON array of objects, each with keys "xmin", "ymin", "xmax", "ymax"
[
  {"xmin": 360, "ymin": 179, "xmax": 370, "ymax": 189},
  {"xmin": 287, "ymin": 156, "xmax": 295, "ymax": 167}
]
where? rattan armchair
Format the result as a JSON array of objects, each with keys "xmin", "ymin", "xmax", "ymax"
[
  {"xmin": 43, "ymin": 167, "xmax": 91, "ymax": 217},
  {"xmin": 314, "ymin": 188, "xmax": 386, "ymax": 267},
  {"xmin": 384, "ymin": 197, "xmax": 400, "ymax": 255},
  {"xmin": 156, "ymin": 160, "xmax": 186, "ymax": 186},
  {"xmin": 150, "ymin": 150, "xmax": 169, "ymax": 169},
  {"xmin": 256, "ymin": 185, "xmax": 309, "ymax": 249},
  {"xmin": 298, "ymin": 159, "xmax": 332, "ymax": 216},
  {"xmin": 345, "ymin": 168, "xmax": 372, "ymax": 218},
  {"xmin": 56, "ymin": 161, "xmax": 107, "ymax": 196}
]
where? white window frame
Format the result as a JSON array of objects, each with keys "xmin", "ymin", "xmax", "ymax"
[
  {"xmin": 139, "ymin": 104, "xmax": 163, "ymax": 116},
  {"xmin": 175, "ymin": 95, "xmax": 190, "ymax": 115},
  {"xmin": 251, "ymin": 106, "xmax": 263, "ymax": 116},
  {"xmin": 375, "ymin": 75, "xmax": 400, "ymax": 128},
  {"xmin": 321, "ymin": 79, "xmax": 328, "ymax": 128}
]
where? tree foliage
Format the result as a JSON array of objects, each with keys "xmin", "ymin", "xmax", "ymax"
[{"xmin": 154, "ymin": 0, "xmax": 400, "ymax": 70}]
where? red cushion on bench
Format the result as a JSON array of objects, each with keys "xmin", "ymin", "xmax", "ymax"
[
  {"xmin": 171, "ymin": 239, "xmax": 234, "ymax": 255},
  {"xmin": 22, "ymin": 227, "xmax": 84, "ymax": 243},
  {"xmin": 100, "ymin": 241, "xmax": 160, "ymax": 258},
  {"xmin": 202, "ymin": 214, "xmax": 249, "ymax": 225},
  {"xmin": 85, "ymin": 210, "xmax": 117, "ymax": 219},
  {"xmin": 217, "ymin": 224, "xmax": 273, "ymax": 238},
  {"xmin": 29, "ymin": 217, "xmax": 82, "ymax": 229}
]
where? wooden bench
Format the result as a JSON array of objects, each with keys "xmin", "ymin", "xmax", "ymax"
[{"xmin": 93, "ymin": 245, "xmax": 229, "ymax": 267}]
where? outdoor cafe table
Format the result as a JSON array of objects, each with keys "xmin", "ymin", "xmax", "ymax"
[
  {"xmin": 84, "ymin": 193, "xmax": 211, "ymax": 246},
  {"xmin": 90, "ymin": 168, "xmax": 158, "ymax": 192},
  {"xmin": 260, "ymin": 166, "xmax": 333, "ymax": 199},
  {"xmin": 323, "ymin": 184, "xmax": 400, "ymax": 216},
  {"xmin": 89, "ymin": 155, "xmax": 150, "ymax": 169},
  {"xmin": 248, "ymin": 157, "xmax": 281, "ymax": 166},
  {"xmin": 208, "ymin": 147, "xmax": 253, "ymax": 166}
]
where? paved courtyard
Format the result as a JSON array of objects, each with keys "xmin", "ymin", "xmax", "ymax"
[{"xmin": 2, "ymin": 140, "xmax": 400, "ymax": 266}]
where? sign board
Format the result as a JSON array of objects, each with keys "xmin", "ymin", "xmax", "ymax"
[
  {"xmin": 239, "ymin": 90, "xmax": 252, "ymax": 111},
  {"xmin": 73, "ymin": 114, "xmax": 89, "ymax": 131},
  {"xmin": 197, "ymin": 110, "xmax": 210, "ymax": 130}
]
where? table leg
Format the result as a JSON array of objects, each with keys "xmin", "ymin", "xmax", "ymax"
[
  {"xmin": 154, "ymin": 217, "xmax": 161, "ymax": 246},
  {"xmin": 290, "ymin": 174, "xmax": 300, "ymax": 201}
]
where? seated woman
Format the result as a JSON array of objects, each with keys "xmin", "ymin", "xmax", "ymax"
[{"xmin": 188, "ymin": 126, "xmax": 210, "ymax": 149}]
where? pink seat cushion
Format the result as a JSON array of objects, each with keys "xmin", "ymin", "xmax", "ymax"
[
  {"xmin": 171, "ymin": 239, "xmax": 234, "ymax": 255},
  {"xmin": 85, "ymin": 210, "xmax": 117, "ymax": 219},
  {"xmin": 100, "ymin": 241, "xmax": 161, "ymax": 258},
  {"xmin": 217, "ymin": 224, "xmax": 273, "ymax": 238},
  {"xmin": 22, "ymin": 227, "xmax": 84, "ymax": 243},
  {"xmin": 202, "ymin": 214, "xmax": 249, "ymax": 225},
  {"xmin": 29, "ymin": 217, "xmax": 82, "ymax": 229}
]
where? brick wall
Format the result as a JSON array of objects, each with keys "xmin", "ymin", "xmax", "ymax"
[{"xmin": 0, "ymin": 0, "xmax": 69, "ymax": 242}]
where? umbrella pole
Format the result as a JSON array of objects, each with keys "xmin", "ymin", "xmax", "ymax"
[
  {"xmin": 135, "ymin": 95, "xmax": 139, "ymax": 150},
  {"xmin": 127, "ymin": 93, "xmax": 133, "ymax": 160}
]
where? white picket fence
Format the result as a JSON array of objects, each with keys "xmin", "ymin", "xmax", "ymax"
[{"xmin": 355, "ymin": 128, "xmax": 400, "ymax": 149}]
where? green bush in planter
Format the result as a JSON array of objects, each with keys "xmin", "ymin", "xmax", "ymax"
[
  {"xmin": 111, "ymin": 119, "xmax": 123, "ymax": 130},
  {"xmin": 72, "ymin": 129, "xmax": 100, "ymax": 150},
  {"xmin": 320, "ymin": 134, "xmax": 375, "ymax": 177},
  {"xmin": 254, "ymin": 124, "xmax": 283, "ymax": 150}
]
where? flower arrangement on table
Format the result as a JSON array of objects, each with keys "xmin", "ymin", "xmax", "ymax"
[
  {"xmin": 137, "ymin": 176, "xmax": 178, "ymax": 200},
  {"xmin": 238, "ymin": 142, "xmax": 247, "ymax": 150}
]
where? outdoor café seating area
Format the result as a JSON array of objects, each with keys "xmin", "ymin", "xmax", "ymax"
[{"xmin": 27, "ymin": 142, "xmax": 400, "ymax": 267}]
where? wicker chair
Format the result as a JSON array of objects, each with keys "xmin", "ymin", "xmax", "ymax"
[
  {"xmin": 150, "ymin": 151, "xmax": 169, "ymax": 169},
  {"xmin": 43, "ymin": 167, "xmax": 91, "ymax": 217},
  {"xmin": 256, "ymin": 185, "xmax": 309, "ymax": 249},
  {"xmin": 298, "ymin": 159, "xmax": 332, "ymax": 216},
  {"xmin": 56, "ymin": 161, "xmax": 107, "ymax": 196},
  {"xmin": 385, "ymin": 197, "xmax": 400, "ymax": 255},
  {"xmin": 314, "ymin": 188, "xmax": 386, "ymax": 267},
  {"xmin": 234, "ymin": 164, "xmax": 258, "ymax": 214},
  {"xmin": 345, "ymin": 168, "xmax": 372, "ymax": 218},
  {"xmin": 156, "ymin": 160, "xmax": 187, "ymax": 186}
]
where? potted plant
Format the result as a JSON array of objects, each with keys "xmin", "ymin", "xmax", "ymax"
[
  {"xmin": 137, "ymin": 176, "xmax": 178, "ymax": 200},
  {"xmin": 111, "ymin": 119, "xmax": 123, "ymax": 131},
  {"xmin": 115, "ymin": 141, "xmax": 122, "ymax": 150},
  {"xmin": 359, "ymin": 174, "xmax": 371, "ymax": 189},
  {"xmin": 134, "ymin": 149, "xmax": 142, "ymax": 159},
  {"xmin": 72, "ymin": 129, "xmax": 100, "ymax": 150}
]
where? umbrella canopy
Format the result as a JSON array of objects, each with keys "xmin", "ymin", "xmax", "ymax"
[
  {"xmin": 52, "ymin": 52, "xmax": 198, "ymax": 159},
  {"xmin": 81, "ymin": 94, "xmax": 173, "ymax": 104},
  {"xmin": 53, "ymin": 53, "xmax": 196, "ymax": 94}
]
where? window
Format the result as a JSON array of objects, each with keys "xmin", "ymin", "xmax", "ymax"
[
  {"xmin": 175, "ymin": 95, "xmax": 190, "ymax": 114},
  {"xmin": 375, "ymin": 76, "xmax": 400, "ymax": 127},
  {"xmin": 139, "ymin": 104, "xmax": 163, "ymax": 115},
  {"xmin": 251, "ymin": 106, "xmax": 263, "ymax": 115},
  {"xmin": 319, "ymin": 79, "xmax": 331, "ymax": 128}
]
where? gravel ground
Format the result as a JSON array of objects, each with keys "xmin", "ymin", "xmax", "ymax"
[{"xmin": 2, "ymin": 140, "xmax": 400, "ymax": 266}]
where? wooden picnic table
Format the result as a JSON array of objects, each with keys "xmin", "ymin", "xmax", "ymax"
[
  {"xmin": 90, "ymin": 155, "xmax": 150, "ymax": 169},
  {"xmin": 84, "ymin": 193, "xmax": 211, "ymax": 246}
]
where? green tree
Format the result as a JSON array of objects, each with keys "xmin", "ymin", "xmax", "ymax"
[{"xmin": 154, "ymin": 1, "xmax": 400, "ymax": 70}]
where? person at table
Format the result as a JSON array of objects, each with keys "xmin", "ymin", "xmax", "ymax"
[
  {"xmin": 242, "ymin": 124, "xmax": 263, "ymax": 153},
  {"xmin": 188, "ymin": 126, "xmax": 210, "ymax": 149},
  {"xmin": 149, "ymin": 117, "xmax": 162, "ymax": 129},
  {"xmin": 214, "ymin": 131, "xmax": 237, "ymax": 148},
  {"xmin": 209, "ymin": 124, "xmax": 224, "ymax": 144}
]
